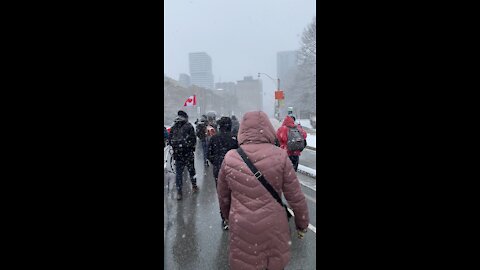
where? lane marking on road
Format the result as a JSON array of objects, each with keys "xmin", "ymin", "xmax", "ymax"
[
  {"xmin": 287, "ymin": 207, "xmax": 316, "ymax": 234},
  {"xmin": 299, "ymin": 180, "xmax": 316, "ymax": 191}
]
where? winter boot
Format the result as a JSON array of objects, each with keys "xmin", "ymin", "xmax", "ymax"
[
  {"xmin": 177, "ymin": 191, "xmax": 182, "ymax": 200},
  {"xmin": 191, "ymin": 176, "xmax": 199, "ymax": 193}
]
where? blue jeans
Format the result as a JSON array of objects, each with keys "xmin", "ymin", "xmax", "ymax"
[{"xmin": 175, "ymin": 155, "xmax": 196, "ymax": 192}]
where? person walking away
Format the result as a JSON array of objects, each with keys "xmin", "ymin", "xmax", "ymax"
[
  {"xmin": 207, "ymin": 116, "xmax": 238, "ymax": 230},
  {"xmin": 206, "ymin": 113, "xmax": 218, "ymax": 133},
  {"xmin": 231, "ymin": 115, "xmax": 240, "ymax": 137},
  {"xmin": 169, "ymin": 110, "xmax": 199, "ymax": 200},
  {"xmin": 195, "ymin": 115, "xmax": 209, "ymax": 167},
  {"xmin": 205, "ymin": 113, "xmax": 217, "ymax": 163},
  {"xmin": 276, "ymin": 115, "xmax": 307, "ymax": 172},
  {"xmin": 292, "ymin": 116, "xmax": 308, "ymax": 150},
  {"xmin": 163, "ymin": 126, "xmax": 168, "ymax": 148},
  {"xmin": 217, "ymin": 111, "xmax": 309, "ymax": 270}
]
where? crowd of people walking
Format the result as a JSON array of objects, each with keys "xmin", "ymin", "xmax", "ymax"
[{"xmin": 165, "ymin": 110, "xmax": 310, "ymax": 270}]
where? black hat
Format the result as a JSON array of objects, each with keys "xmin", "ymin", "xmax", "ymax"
[
  {"xmin": 178, "ymin": 110, "xmax": 188, "ymax": 119},
  {"xmin": 218, "ymin": 116, "xmax": 232, "ymax": 132}
]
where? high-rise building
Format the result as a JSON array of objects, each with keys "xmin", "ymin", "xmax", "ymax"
[
  {"xmin": 277, "ymin": 51, "xmax": 300, "ymax": 118},
  {"xmin": 215, "ymin": 82, "xmax": 238, "ymax": 116},
  {"xmin": 178, "ymin": 73, "xmax": 191, "ymax": 88},
  {"xmin": 236, "ymin": 76, "xmax": 263, "ymax": 116},
  {"xmin": 277, "ymin": 50, "xmax": 299, "ymax": 82},
  {"xmin": 189, "ymin": 52, "xmax": 214, "ymax": 90},
  {"xmin": 215, "ymin": 82, "xmax": 236, "ymax": 93}
]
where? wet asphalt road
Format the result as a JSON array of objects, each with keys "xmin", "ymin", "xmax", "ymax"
[
  {"xmin": 299, "ymin": 148, "xmax": 316, "ymax": 170},
  {"xmin": 164, "ymin": 143, "xmax": 317, "ymax": 270}
]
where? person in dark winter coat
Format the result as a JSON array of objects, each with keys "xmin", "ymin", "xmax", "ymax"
[
  {"xmin": 195, "ymin": 115, "xmax": 209, "ymax": 167},
  {"xmin": 276, "ymin": 115, "xmax": 307, "ymax": 172},
  {"xmin": 207, "ymin": 116, "xmax": 239, "ymax": 229},
  {"xmin": 169, "ymin": 110, "xmax": 199, "ymax": 200},
  {"xmin": 163, "ymin": 126, "xmax": 168, "ymax": 148},
  {"xmin": 231, "ymin": 115, "xmax": 240, "ymax": 137},
  {"xmin": 206, "ymin": 113, "xmax": 218, "ymax": 134}
]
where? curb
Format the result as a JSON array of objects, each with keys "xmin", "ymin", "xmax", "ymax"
[
  {"xmin": 297, "ymin": 167, "xmax": 316, "ymax": 179},
  {"xmin": 306, "ymin": 146, "xmax": 316, "ymax": 151}
]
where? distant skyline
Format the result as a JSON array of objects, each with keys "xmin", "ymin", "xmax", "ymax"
[{"xmin": 164, "ymin": 0, "xmax": 316, "ymax": 116}]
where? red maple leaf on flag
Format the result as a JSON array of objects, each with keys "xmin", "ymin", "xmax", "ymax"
[{"xmin": 183, "ymin": 95, "xmax": 196, "ymax": 106}]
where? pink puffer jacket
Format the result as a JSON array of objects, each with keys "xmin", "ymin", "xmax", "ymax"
[{"xmin": 217, "ymin": 111, "xmax": 310, "ymax": 270}]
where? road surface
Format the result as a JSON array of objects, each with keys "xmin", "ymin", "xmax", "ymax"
[{"xmin": 164, "ymin": 143, "xmax": 317, "ymax": 269}]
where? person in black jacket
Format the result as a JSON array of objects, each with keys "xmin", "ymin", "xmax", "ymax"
[
  {"xmin": 231, "ymin": 115, "xmax": 240, "ymax": 137},
  {"xmin": 169, "ymin": 110, "xmax": 199, "ymax": 200},
  {"xmin": 163, "ymin": 126, "xmax": 169, "ymax": 148},
  {"xmin": 195, "ymin": 115, "xmax": 209, "ymax": 167},
  {"xmin": 207, "ymin": 116, "xmax": 238, "ymax": 229}
]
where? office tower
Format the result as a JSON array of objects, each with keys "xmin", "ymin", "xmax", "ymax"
[
  {"xmin": 178, "ymin": 73, "xmax": 191, "ymax": 88},
  {"xmin": 236, "ymin": 76, "xmax": 263, "ymax": 116},
  {"xmin": 277, "ymin": 50, "xmax": 299, "ymax": 82},
  {"xmin": 189, "ymin": 52, "xmax": 214, "ymax": 90}
]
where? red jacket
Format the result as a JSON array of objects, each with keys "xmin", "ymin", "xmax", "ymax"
[{"xmin": 276, "ymin": 116, "xmax": 307, "ymax": 156}]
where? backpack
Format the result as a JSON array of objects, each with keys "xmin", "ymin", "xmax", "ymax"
[
  {"xmin": 287, "ymin": 126, "xmax": 306, "ymax": 151},
  {"xmin": 170, "ymin": 123, "xmax": 194, "ymax": 149}
]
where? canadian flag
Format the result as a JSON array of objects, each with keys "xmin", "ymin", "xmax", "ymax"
[{"xmin": 183, "ymin": 95, "xmax": 197, "ymax": 107}]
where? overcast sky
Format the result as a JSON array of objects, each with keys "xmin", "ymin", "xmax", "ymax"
[{"xmin": 164, "ymin": 0, "xmax": 316, "ymax": 115}]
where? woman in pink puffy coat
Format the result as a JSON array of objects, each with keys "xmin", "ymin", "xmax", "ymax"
[{"xmin": 217, "ymin": 111, "xmax": 310, "ymax": 270}]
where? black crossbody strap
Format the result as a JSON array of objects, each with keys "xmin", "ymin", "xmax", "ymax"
[{"xmin": 236, "ymin": 147, "xmax": 284, "ymax": 207}]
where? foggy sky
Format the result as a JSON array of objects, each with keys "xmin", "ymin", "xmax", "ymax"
[{"xmin": 164, "ymin": 0, "xmax": 316, "ymax": 117}]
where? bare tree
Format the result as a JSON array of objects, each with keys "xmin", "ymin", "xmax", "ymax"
[
  {"xmin": 284, "ymin": 16, "xmax": 316, "ymax": 117},
  {"xmin": 298, "ymin": 16, "xmax": 316, "ymax": 67}
]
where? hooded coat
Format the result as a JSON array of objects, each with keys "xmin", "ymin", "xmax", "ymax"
[
  {"xmin": 195, "ymin": 118, "xmax": 208, "ymax": 140},
  {"xmin": 207, "ymin": 117, "xmax": 238, "ymax": 169},
  {"xmin": 231, "ymin": 116, "xmax": 240, "ymax": 136},
  {"xmin": 276, "ymin": 116, "xmax": 307, "ymax": 156},
  {"xmin": 217, "ymin": 111, "xmax": 309, "ymax": 270}
]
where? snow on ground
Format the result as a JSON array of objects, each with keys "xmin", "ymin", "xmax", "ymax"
[
  {"xmin": 298, "ymin": 165, "xmax": 316, "ymax": 177},
  {"xmin": 298, "ymin": 165, "xmax": 317, "ymax": 182},
  {"xmin": 306, "ymin": 134, "xmax": 316, "ymax": 148},
  {"xmin": 269, "ymin": 118, "xmax": 281, "ymax": 131},
  {"xmin": 298, "ymin": 119, "xmax": 313, "ymax": 129}
]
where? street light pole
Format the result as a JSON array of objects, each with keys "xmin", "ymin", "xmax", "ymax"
[{"xmin": 258, "ymin": 72, "xmax": 281, "ymax": 120}]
